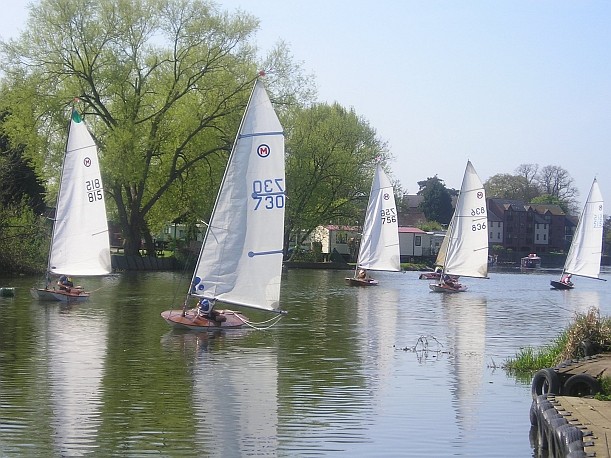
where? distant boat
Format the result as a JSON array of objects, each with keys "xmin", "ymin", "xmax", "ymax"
[
  {"xmin": 520, "ymin": 253, "xmax": 541, "ymax": 269},
  {"xmin": 30, "ymin": 108, "xmax": 111, "ymax": 302},
  {"xmin": 161, "ymin": 78, "xmax": 286, "ymax": 330},
  {"xmin": 430, "ymin": 161, "xmax": 489, "ymax": 293},
  {"xmin": 345, "ymin": 164, "xmax": 401, "ymax": 286},
  {"xmin": 550, "ymin": 179, "xmax": 605, "ymax": 290},
  {"xmin": 0, "ymin": 287, "xmax": 15, "ymax": 297}
]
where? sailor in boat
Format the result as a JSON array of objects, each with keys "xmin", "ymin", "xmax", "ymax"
[
  {"xmin": 197, "ymin": 298, "xmax": 226, "ymax": 322},
  {"xmin": 357, "ymin": 268, "xmax": 375, "ymax": 283},
  {"xmin": 560, "ymin": 274, "xmax": 573, "ymax": 286},
  {"xmin": 443, "ymin": 274, "xmax": 462, "ymax": 290},
  {"xmin": 57, "ymin": 275, "xmax": 74, "ymax": 292}
]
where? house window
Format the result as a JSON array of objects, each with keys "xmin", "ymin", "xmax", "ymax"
[
  {"xmin": 335, "ymin": 232, "xmax": 348, "ymax": 244},
  {"xmin": 544, "ymin": 234, "xmax": 547, "ymax": 241},
  {"xmin": 536, "ymin": 234, "xmax": 539, "ymax": 241},
  {"xmin": 415, "ymin": 236, "xmax": 421, "ymax": 247},
  {"xmin": 497, "ymin": 232, "xmax": 500, "ymax": 239}
]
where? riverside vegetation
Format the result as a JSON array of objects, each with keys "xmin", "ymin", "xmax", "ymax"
[{"xmin": 505, "ymin": 307, "xmax": 611, "ymax": 400}]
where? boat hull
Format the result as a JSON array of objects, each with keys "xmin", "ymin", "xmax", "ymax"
[
  {"xmin": 0, "ymin": 287, "xmax": 15, "ymax": 297},
  {"xmin": 419, "ymin": 272, "xmax": 441, "ymax": 280},
  {"xmin": 429, "ymin": 283, "xmax": 467, "ymax": 293},
  {"xmin": 550, "ymin": 280, "xmax": 574, "ymax": 290},
  {"xmin": 161, "ymin": 309, "xmax": 249, "ymax": 330},
  {"xmin": 30, "ymin": 287, "xmax": 90, "ymax": 302},
  {"xmin": 345, "ymin": 277, "xmax": 379, "ymax": 286}
]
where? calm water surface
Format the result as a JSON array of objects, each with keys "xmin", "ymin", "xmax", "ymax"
[{"xmin": 1, "ymin": 268, "xmax": 610, "ymax": 457}]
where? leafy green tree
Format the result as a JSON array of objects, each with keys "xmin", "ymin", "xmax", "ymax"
[
  {"xmin": 0, "ymin": 0, "xmax": 312, "ymax": 255},
  {"xmin": 530, "ymin": 194, "xmax": 568, "ymax": 212},
  {"xmin": 284, "ymin": 103, "xmax": 390, "ymax": 255},
  {"xmin": 484, "ymin": 173, "xmax": 536, "ymax": 201},
  {"xmin": 417, "ymin": 176, "xmax": 455, "ymax": 225},
  {"xmin": 0, "ymin": 113, "xmax": 45, "ymax": 214}
]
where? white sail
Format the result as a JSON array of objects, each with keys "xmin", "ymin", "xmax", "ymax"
[
  {"xmin": 563, "ymin": 179, "xmax": 604, "ymax": 279},
  {"xmin": 48, "ymin": 109, "xmax": 111, "ymax": 276},
  {"xmin": 357, "ymin": 164, "xmax": 401, "ymax": 272},
  {"xmin": 191, "ymin": 80, "xmax": 285, "ymax": 312},
  {"xmin": 435, "ymin": 217, "xmax": 453, "ymax": 267},
  {"xmin": 443, "ymin": 161, "xmax": 488, "ymax": 278}
]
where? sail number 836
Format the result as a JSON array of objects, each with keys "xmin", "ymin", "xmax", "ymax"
[
  {"xmin": 471, "ymin": 206, "xmax": 487, "ymax": 232},
  {"xmin": 86, "ymin": 179, "xmax": 103, "ymax": 203}
]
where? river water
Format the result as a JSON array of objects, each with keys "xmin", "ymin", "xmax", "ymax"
[{"xmin": 0, "ymin": 268, "xmax": 609, "ymax": 457}]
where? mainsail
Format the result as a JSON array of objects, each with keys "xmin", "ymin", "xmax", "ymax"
[
  {"xmin": 443, "ymin": 161, "xmax": 488, "ymax": 279},
  {"xmin": 48, "ymin": 109, "xmax": 111, "ymax": 276},
  {"xmin": 191, "ymin": 80, "xmax": 285, "ymax": 312},
  {"xmin": 563, "ymin": 179, "xmax": 604, "ymax": 279},
  {"xmin": 356, "ymin": 164, "xmax": 401, "ymax": 272}
]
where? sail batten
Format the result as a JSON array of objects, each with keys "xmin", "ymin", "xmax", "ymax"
[{"xmin": 191, "ymin": 80, "xmax": 285, "ymax": 313}]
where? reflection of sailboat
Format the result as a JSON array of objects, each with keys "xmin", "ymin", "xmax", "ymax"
[
  {"xmin": 161, "ymin": 78, "xmax": 286, "ymax": 330},
  {"xmin": 442, "ymin": 294, "xmax": 487, "ymax": 433},
  {"xmin": 430, "ymin": 161, "xmax": 488, "ymax": 293},
  {"xmin": 160, "ymin": 330, "xmax": 278, "ymax": 455},
  {"xmin": 31, "ymin": 108, "xmax": 111, "ymax": 302},
  {"xmin": 40, "ymin": 305, "xmax": 107, "ymax": 455},
  {"xmin": 345, "ymin": 164, "xmax": 400, "ymax": 286},
  {"xmin": 551, "ymin": 179, "xmax": 605, "ymax": 290}
]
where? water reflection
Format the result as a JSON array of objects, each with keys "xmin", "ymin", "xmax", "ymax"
[
  {"xmin": 441, "ymin": 294, "xmax": 487, "ymax": 434},
  {"xmin": 34, "ymin": 278, "xmax": 115, "ymax": 455},
  {"xmin": 1, "ymin": 270, "xmax": 611, "ymax": 456}
]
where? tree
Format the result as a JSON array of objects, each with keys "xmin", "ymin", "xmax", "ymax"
[
  {"xmin": 535, "ymin": 165, "xmax": 579, "ymax": 213},
  {"xmin": 0, "ymin": 0, "xmax": 312, "ymax": 256},
  {"xmin": 284, "ymin": 103, "xmax": 390, "ymax": 255},
  {"xmin": 0, "ymin": 116, "xmax": 46, "ymax": 215},
  {"xmin": 417, "ymin": 176, "xmax": 455, "ymax": 225},
  {"xmin": 484, "ymin": 173, "xmax": 531, "ymax": 200}
]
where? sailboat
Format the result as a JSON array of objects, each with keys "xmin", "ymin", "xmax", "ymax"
[
  {"xmin": 429, "ymin": 160, "xmax": 489, "ymax": 293},
  {"xmin": 419, "ymin": 218, "xmax": 454, "ymax": 280},
  {"xmin": 161, "ymin": 78, "xmax": 286, "ymax": 330},
  {"xmin": 30, "ymin": 108, "xmax": 111, "ymax": 302},
  {"xmin": 345, "ymin": 164, "xmax": 401, "ymax": 286},
  {"xmin": 550, "ymin": 178, "xmax": 605, "ymax": 290}
]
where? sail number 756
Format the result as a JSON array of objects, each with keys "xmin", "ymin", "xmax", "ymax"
[{"xmin": 380, "ymin": 208, "xmax": 397, "ymax": 224}]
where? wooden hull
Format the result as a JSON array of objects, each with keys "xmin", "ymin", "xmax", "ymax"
[
  {"xmin": 161, "ymin": 309, "xmax": 249, "ymax": 330},
  {"xmin": 550, "ymin": 280, "xmax": 574, "ymax": 290},
  {"xmin": 30, "ymin": 287, "xmax": 90, "ymax": 303},
  {"xmin": 429, "ymin": 283, "xmax": 467, "ymax": 293},
  {"xmin": 345, "ymin": 277, "xmax": 379, "ymax": 286},
  {"xmin": 419, "ymin": 272, "xmax": 441, "ymax": 280}
]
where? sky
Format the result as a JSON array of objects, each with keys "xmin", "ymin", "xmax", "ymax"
[{"xmin": 2, "ymin": 1, "xmax": 610, "ymax": 210}]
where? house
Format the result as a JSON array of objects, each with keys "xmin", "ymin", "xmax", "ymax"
[
  {"xmin": 487, "ymin": 199, "xmax": 568, "ymax": 253},
  {"xmin": 398, "ymin": 227, "xmax": 433, "ymax": 260}
]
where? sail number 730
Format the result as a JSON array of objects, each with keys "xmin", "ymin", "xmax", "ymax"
[
  {"xmin": 85, "ymin": 179, "xmax": 103, "ymax": 203},
  {"xmin": 252, "ymin": 178, "xmax": 285, "ymax": 210}
]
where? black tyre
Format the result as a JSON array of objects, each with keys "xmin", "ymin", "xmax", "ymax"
[
  {"xmin": 531, "ymin": 368, "xmax": 562, "ymax": 399},
  {"xmin": 563, "ymin": 374, "xmax": 601, "ymax": 397}
]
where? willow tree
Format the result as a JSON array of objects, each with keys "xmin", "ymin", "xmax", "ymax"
[
  {"xmin": 0, "ymin": 0, "xmax": 310, "ymax": 255},
  {"xmin": 284, "ymin": 102, "xmax": 390, "ymax": 255}
]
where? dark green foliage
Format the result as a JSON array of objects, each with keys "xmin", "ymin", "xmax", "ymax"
[{"xmin": 417, "ymin": 176, "xmax": 455, "ymax": 225}]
